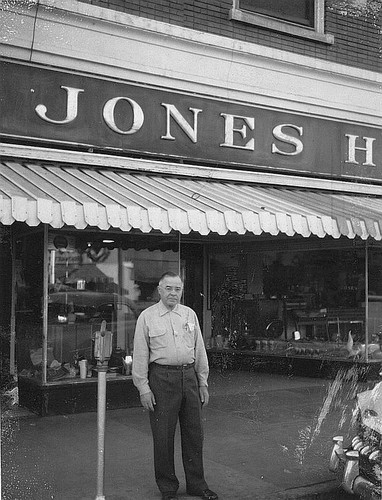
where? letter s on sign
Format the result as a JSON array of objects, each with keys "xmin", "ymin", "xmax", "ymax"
[
  {"xmin": 103, "ymin": 97, "xmax": 144, "ymax": 135},
  {"xmin": 272, "ymin": 124, "xmax": 303, "ymax": 156}
]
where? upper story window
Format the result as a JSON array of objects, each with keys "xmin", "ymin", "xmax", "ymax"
[{"xmin": 230, "ymin": 0, "xmax": 334, "ymax": 44}]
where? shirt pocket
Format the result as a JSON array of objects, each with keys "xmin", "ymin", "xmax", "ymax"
[
  {"xmin": 149, "ymin": 329, "xmax": 167, "ymax": 349},
  {"xmin": 182, "ymin": 328, "xmax": 195, "ymax": 348}
]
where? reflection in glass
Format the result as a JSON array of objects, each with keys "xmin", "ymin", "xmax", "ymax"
[
  {"xmin": 208, "ymin": 245, "xmax": 382, "ymax": 362},
  {"xmin": 45, "ymin": 235, "xmax": 180, "ymax": 382},
  {"xmin": 240, "ymin": 0, "xmax": 315, "ymax": 27}
]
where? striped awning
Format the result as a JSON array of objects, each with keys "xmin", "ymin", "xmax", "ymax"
[{"xmin": 1, "ymin": 160, "xmax": 382, "ymax": 240}]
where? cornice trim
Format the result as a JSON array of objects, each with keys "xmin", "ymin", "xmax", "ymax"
[{"xmin": 36, "ymin": 0, "xmax": 381, "ymax": 84}]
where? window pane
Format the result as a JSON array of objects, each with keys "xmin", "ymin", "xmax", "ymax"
[
  {"xmin": 209, "ymin": 246, "xmax": 366, "ymax": 350},
  {"xmin": 15, "ymin": 232, "xmax": 44, "ymax": 379},
  {"xmin": 368, "ymin": 247, "xmax": 382, "ymax": 350},
  {"xmin": 46, "ymin": 234, "xmax": 181, "ymax": 382},
  {"xmin": 240, "ymin": 0, "xmax": 315, "ymax": 28},
  {"xmin": 47, "ymin": 244, "xmax": 122, "ymax": 379},
  {"xmin": 120, "ymin": 247, "xmax": 182, "ymax": 353}
]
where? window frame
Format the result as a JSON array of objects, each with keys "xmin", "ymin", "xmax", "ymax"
[{"xmin": 229, "ymin": 0, "xmax": 334, "ymax": 45}]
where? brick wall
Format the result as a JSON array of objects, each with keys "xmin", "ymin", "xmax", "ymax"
[{"xmin": 79, "ymin": 0, "xmax": 381, "ymax": 72}]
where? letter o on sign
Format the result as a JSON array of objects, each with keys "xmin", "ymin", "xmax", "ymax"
[{"xmin": 103, "ymin": 97, "xmax": 144, "ymax": 135}]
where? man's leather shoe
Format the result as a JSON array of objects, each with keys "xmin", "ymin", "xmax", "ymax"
[
  {"xmin": 187, "ymin": 488, "xmax": 218, "ymax": 500},
  {"xmin": 162, "ymin": 493, "xmax": 178, "ymax": 500}
]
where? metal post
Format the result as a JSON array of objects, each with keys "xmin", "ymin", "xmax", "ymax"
[
  {"xmin": 94, "ymin": 321, "xmax": 112, "ymax": 500},
  {"xmin": 42, "ymin": 225, "xmax": 49, "ymax": 384},
  {"xmin": 10, "ymin": 232, "xmax": 16, "ymax": 377},
  {"xmin": 365, "ymin": 241, "xmax": 369, "ymax": 363},
  {"xmin": 95, "ymin": 361, "xmax": 108, "ymax": 500},
  {"xmin": 0, "ymin": 398, "xmax": 2, "ymax": 499}
]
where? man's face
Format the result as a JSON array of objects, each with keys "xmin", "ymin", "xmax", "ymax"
[{"xmin": 158, "ymin": 276, "xmax": 183, "ymax": 310}]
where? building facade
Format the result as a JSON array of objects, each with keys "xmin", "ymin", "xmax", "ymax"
[{"xmin": 0, "ymin": 0, "xmax": 381, "ymax": 415}]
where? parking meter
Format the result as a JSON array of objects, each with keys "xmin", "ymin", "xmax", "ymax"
[
  {"xmin": 94, "ymin": 320, "xmax": 113, "ymax": 365},
  {"xmin": 94, "ymin": 320, "xmax": 113, "ymax": 500}
]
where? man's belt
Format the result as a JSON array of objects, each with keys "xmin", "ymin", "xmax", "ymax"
[{"xmin": 153, "ymin": 362, "xmax": 195, "ymax": 370}]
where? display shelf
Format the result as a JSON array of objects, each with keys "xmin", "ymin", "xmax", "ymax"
[
  {"xmin": 44, "ymin": 374, "xmax": 133, "ymax": 386},
  {"xmin": 208, "ymin": 346, "xmax": 382, "ymax": 362},
  {"xmin": 207, "ymin": 348, "xmax": 382, "ymax": 380}
]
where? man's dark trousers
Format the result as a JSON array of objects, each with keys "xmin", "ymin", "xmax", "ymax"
[{"xmin": 148, "ymin": 362, "xmax": 209, "ymax": 495}]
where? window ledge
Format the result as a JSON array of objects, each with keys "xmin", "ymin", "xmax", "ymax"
[{"xmin": 229, "ymin": 8, "xmax": 334, "ymax": 45}]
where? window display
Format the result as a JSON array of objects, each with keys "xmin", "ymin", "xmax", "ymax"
[
  {"xmin": 208, "ymin": 243, "xmax": 382, "ymax": 363},
  {"xmin": 15, "ymin": 229, "xmax": 382, "ymax": 393},
  {"xmin": 16, "ymin": 231, "xmax": 182, "ymax": 384}
]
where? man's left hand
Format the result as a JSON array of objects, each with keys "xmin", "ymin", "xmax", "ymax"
[{"xmin": 199, "ymin": 386, "xmax": 209, "ymax": 406}]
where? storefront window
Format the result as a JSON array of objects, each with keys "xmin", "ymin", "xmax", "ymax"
[
  {"xmin": 16, "ymin": 231, "xmax": 382, "ymax": 386},
  {"xmin": 17, "ymin": 231, "xmax": 181, "ymax": 384},
  {"xmin": 15, "ymin": 231, "xmax": 44, "ymax": 379},
  {"xmin": 208, "ymin": 244, "xmax": 377, "ymax": 359},
  {"xmin": 367, "ymin": 245, "xmax": 382, "ymax": 355}
]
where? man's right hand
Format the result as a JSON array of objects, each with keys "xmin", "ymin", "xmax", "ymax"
[{"xmin": 140, "ymin": 391, "xmax": 156, "ymax": 411}]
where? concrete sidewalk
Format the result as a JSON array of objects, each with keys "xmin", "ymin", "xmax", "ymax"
[{"xmin": 1, "ymin": 369, "xmax": 365, "ymax": 500}]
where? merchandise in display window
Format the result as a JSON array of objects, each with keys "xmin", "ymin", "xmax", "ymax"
[
  {"xmin": 208, "ymin": 243, "xmax": 382, "ymax": 365},
  {"xmin": 15, "ymin": 231, "xmax": 182, "ymax": 385}
]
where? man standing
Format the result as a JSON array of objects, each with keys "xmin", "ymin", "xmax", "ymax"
[{"xmin": 132, "ymin": 272, "xmax": 218, "ymax": 500}]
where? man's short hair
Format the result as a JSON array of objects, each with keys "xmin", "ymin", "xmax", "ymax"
[{"xmin": 158, "ymin": 271, "xmax": 182, "ymax": 285}]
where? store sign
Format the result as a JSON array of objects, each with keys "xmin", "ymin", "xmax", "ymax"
[{"xmin": 1, "ymin": 61, "xmax": 381, "ymax": 180}]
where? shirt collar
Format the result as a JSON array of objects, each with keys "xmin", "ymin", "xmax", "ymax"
[{"xmin": 158, "ymin": 301, "xmax": 182, "ymax": 316}]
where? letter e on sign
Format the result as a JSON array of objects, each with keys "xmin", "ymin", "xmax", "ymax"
[{"xmin": 220, "ymin": 113, "xmax": 255, "ymax": 150}]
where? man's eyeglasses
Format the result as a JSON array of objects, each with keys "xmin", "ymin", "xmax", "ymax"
[{"xmin": 160, "ymin": 286, "xmax": 183, "ymax": 293}]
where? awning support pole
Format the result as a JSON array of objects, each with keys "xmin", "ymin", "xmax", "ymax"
[
  {"xmin": 42, "ymin": 225, "xmax": 49, "ymax": 384},
  {"xmin": 10, "ymin": 231, "xmax": 16, "ymax": 377},
  {"xmin": 365, "ymin": 240, "xmax": 369, "ymax": 364}
]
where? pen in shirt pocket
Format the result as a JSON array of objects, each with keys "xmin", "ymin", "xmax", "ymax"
[{"xmin": 185, "ymin": 321, "xmax": 195, "ymax": 332}]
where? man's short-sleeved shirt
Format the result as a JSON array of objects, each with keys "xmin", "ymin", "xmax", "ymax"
[{"xmin": 132, "ymin": 301, "xmax": 209, "ymax": 395}]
